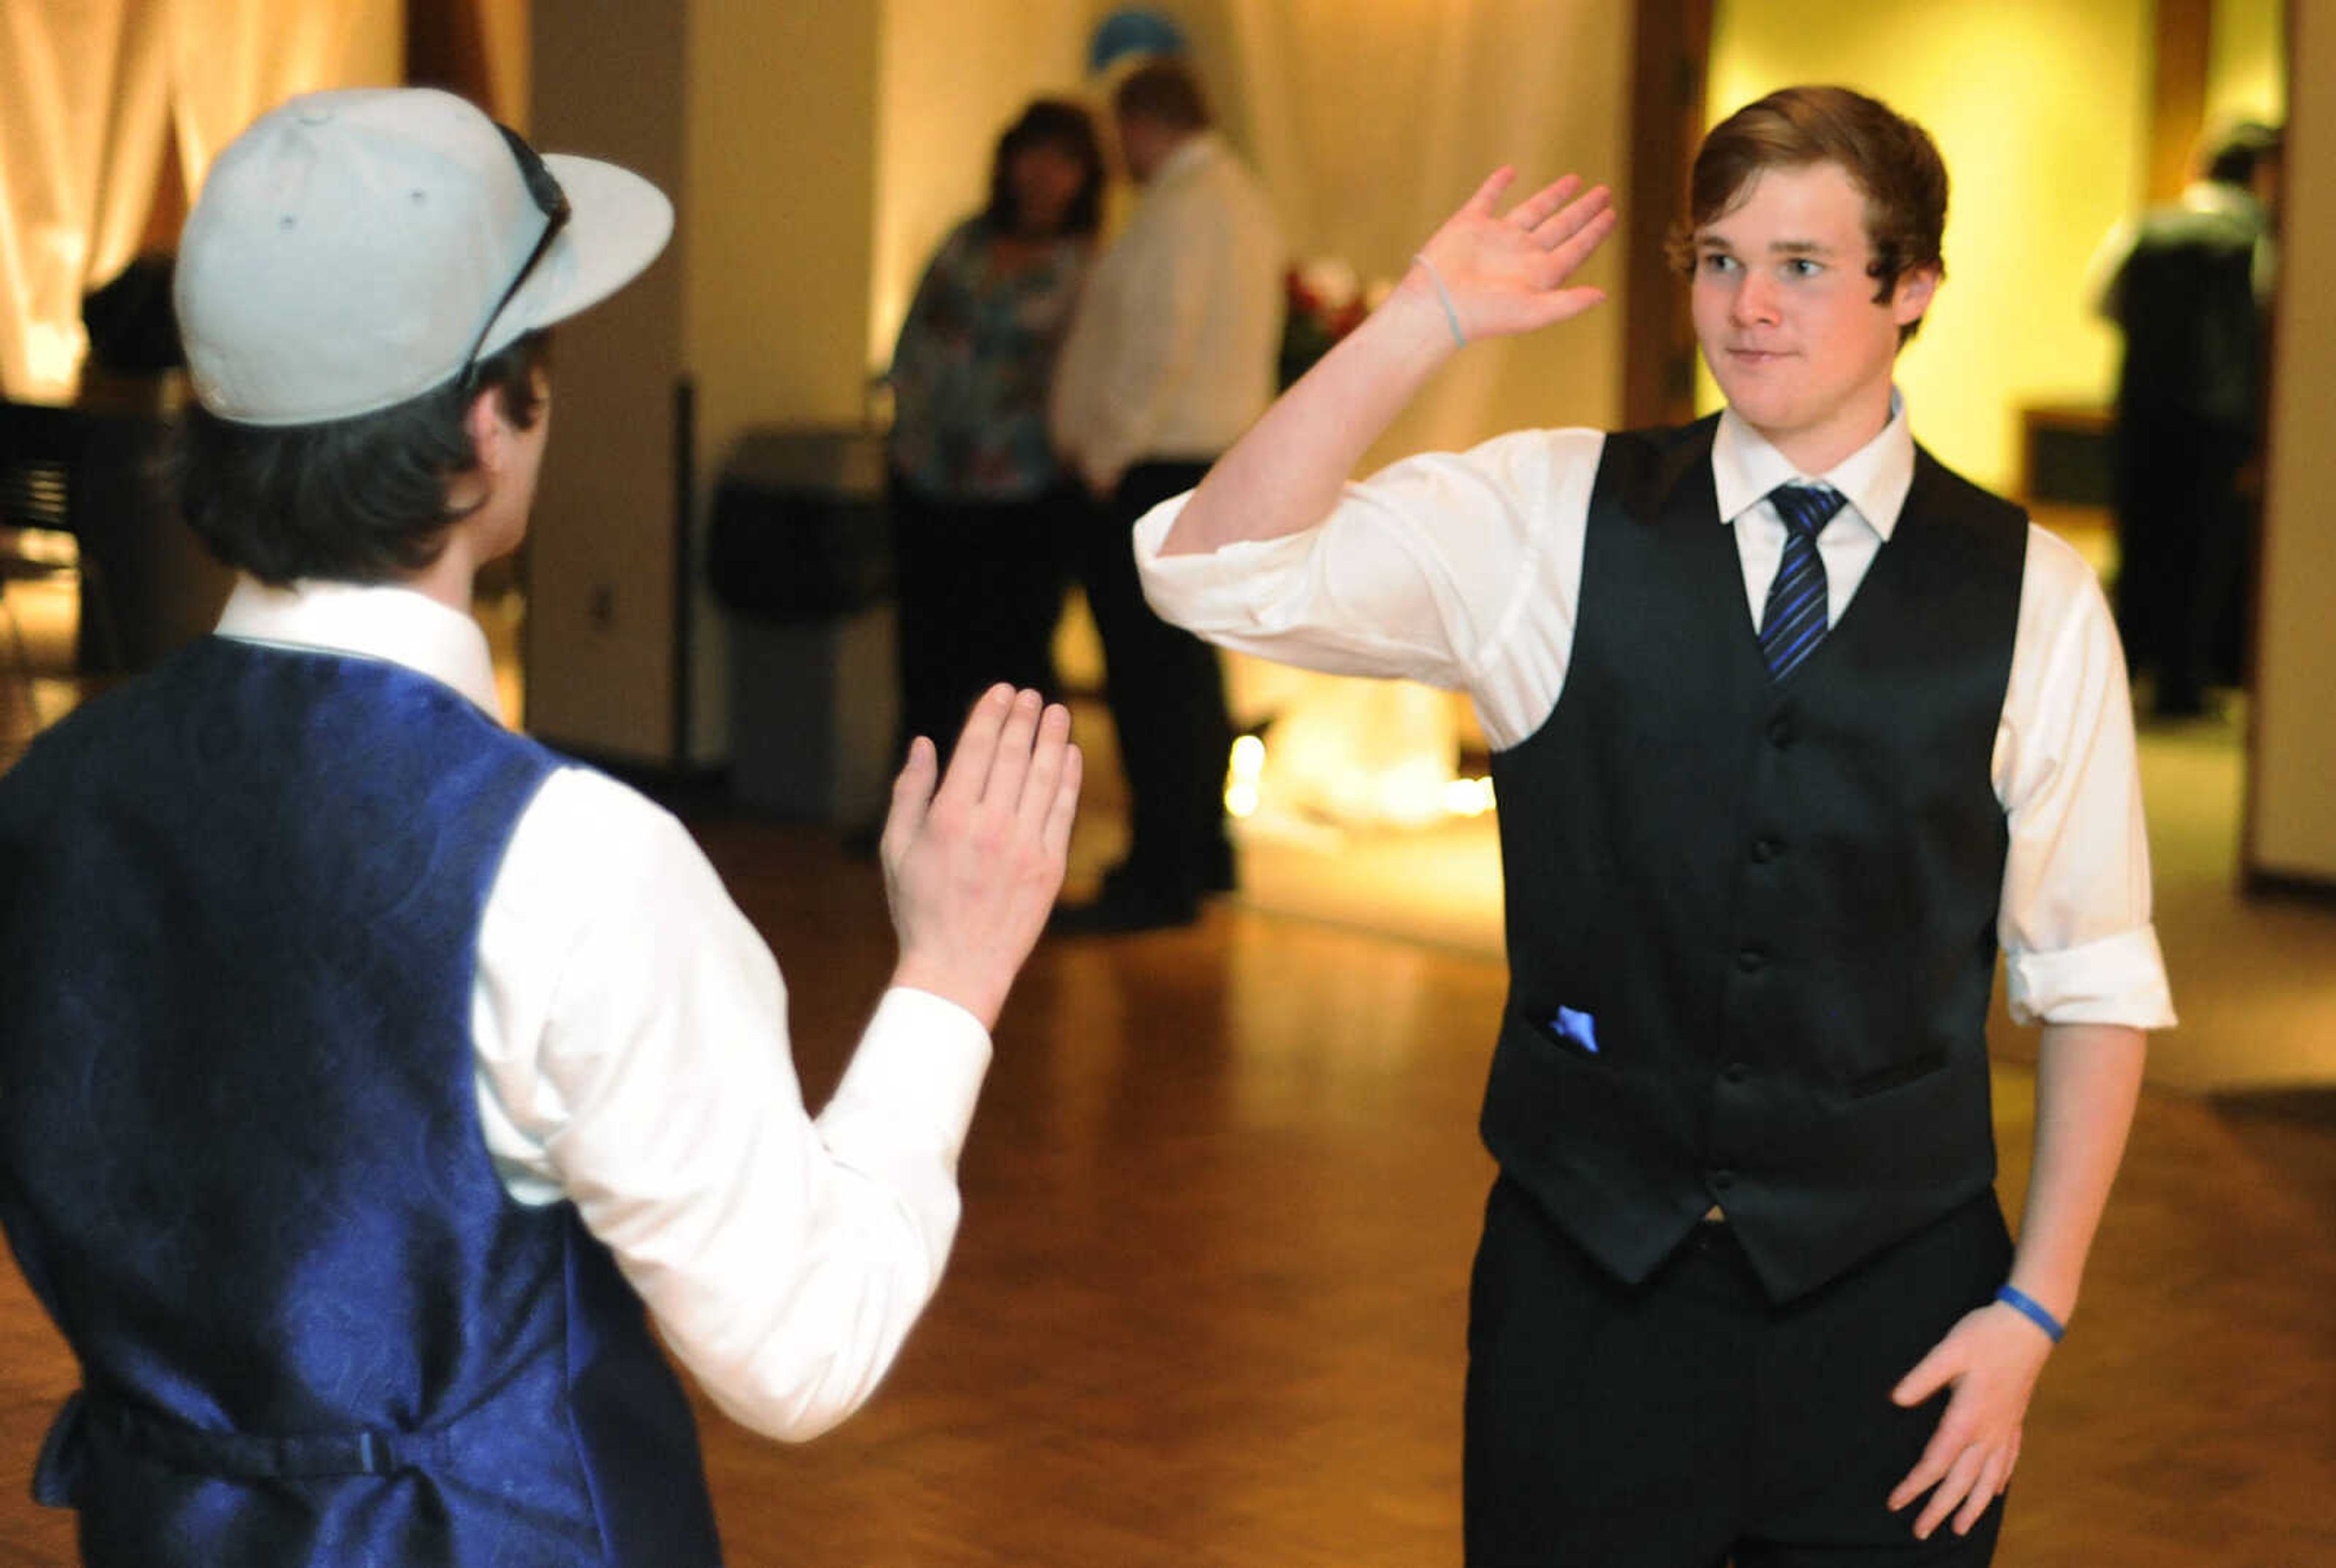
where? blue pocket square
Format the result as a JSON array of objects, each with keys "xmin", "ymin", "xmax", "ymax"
[{"xmin": 1552, "ymin": 1005, "xmax": 1599, "ymax": 1054}]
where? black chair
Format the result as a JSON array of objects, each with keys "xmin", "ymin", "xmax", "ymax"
[{"xmin": 1, "ymin": 398, "xmax": 125, "ymax": 681}]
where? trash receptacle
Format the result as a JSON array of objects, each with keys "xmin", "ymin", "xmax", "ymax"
[{"xmin": 709, "ymin": 425, "xmax": 896, "ymax": 822}]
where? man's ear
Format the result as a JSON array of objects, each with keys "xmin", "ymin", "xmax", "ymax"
[
  {"xmin": 463, "ymin": 384, "xmax": 509, "ymax": 476},
  {"xmin": 1890, "ymin": 264, "xmax": 1941, "ymax": 330}
]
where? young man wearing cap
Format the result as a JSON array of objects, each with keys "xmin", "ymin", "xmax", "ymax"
[
  {"xmin": 1135, "ymin": 86, "xmax": 2171, "ymax": 1564},
  {"xmin": 0, "ymin": 88, "xmax": 1080, "ymax": 1567}
]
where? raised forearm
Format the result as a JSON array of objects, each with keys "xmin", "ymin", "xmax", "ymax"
[
  {"xmin": 1163, "ymin": 168, "xmax": 1616, "ymax": 557},
  {"xmin": 1159, "ymin": 276, "xmax": 1456, "ymax": 555}
]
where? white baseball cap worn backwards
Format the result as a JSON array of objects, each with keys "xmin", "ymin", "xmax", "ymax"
[{"xmin": 175, "ymin": 87, "xmax": 673, "ymax": 426}]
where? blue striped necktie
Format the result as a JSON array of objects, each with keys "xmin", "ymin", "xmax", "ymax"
[{"xmin": 1759, "ymin": 484, "xmax": 1849, "ymax": 681}]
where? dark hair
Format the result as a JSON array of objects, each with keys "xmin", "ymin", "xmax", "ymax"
[
  {"xmin": 170, "ymin": 333, "xmax": 551, "ymax": 586},
  {"xmin": 982, "ymin": 99, "xmax": 1107, "ymax": 238},
  {"xmin": 2204, "ymin": 120, "xmax": 2281, "ymax": 187},
  {"xmin": 1113, "ymin": 58, "xmax": 1210, "ymax": 132},
  {"xmin": 1666, "ymin": 85, "xmax": 1948, "ymax": 343}
]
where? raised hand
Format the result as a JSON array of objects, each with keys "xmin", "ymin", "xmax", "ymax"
[
  {"xmin": 1405, "ymin": 168, "xmax": 1619, "ymax": 345},
  {"xmin": 1161, "ymin": 167, "xmax": 1618, "ymax": 559},
  {"xmin": 882, "ymin": 686, "xmax": 1082, "ymax": 1029}
]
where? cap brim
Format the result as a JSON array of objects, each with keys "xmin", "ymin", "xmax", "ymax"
[{"xmin": 477, "ymin": 153, "xmax": 673, "ymax": 358}]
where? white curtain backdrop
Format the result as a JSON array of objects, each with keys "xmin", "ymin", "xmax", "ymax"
[
  {"xmin": 89, "ymin": 0, "xmax": 176, "ymax": 296},
  {"xmin": 0, "ymin": 0, "xmax": 398, "ymax": 403},
  {"xmin": 2, "ymin": 0, "xmax": 138, "ymax": 399},
  {"xmin": 1167, "ymin": 0, "xmax": 1632, "ymax": 824},
  {"xmin": 169, "ymin": 0, "xmax": 397, "ymax": 196},
  {"xmin": 1210, "ymin": 0, "xmax": 1629, "ymax": 457}
]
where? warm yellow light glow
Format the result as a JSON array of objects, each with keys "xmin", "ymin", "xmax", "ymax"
[
  {"xmin": 2207, "ymin": 0, "xmax": 2287, "ymax": 127},
  {"xmin": 1375, "ymin": 766, "xmax": 1450, "ymax": 824},
  {"xmin": 1214, "ymin": 716, "xmax": 1500, "ymax": 827},
  {"xmin": 19, "ymin": 322, "xmax": 85, "ymax": 401},
  {"xmin": 1445, "ymin": 775, "xmax": 1496, "ymax": 817},
  {"xmin": 1225, "ymin": 734, "xmax": 1268, "ymax": 818}
]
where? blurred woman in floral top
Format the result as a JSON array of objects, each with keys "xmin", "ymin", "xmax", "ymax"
[{"xmin": 886, "ymin": 99, "xmax": 1105, "ymax": 761}]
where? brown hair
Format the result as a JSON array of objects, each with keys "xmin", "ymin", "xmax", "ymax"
[
  {"xmin": 1113, "ymin": 58, "xmax": 1211, "ymax": 132},
  {"xmin": 172, "ymin": 332, "xmax": 551, "ymax": 586},
  {"xmin": 983, "ymin": 99, "xmax": 1107, "ymax": 238},
  {"xmin": 1666, "ymin": 85, "xmax": 1947, "ymax": 342}
]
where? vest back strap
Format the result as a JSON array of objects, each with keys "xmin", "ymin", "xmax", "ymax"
[{"xmin": 39, "ymin": 1388, "xmax": 468, "ymax": 1500}]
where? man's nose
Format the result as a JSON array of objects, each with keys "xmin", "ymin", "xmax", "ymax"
[{"xmin": 1732, "ymin": 269, "xmax": 1781, "ymax": 325}]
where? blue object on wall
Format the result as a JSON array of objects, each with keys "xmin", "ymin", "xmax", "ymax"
[{"xmin": 1089, "ymin": 8, "xmax": 1186, "ymax": 74}]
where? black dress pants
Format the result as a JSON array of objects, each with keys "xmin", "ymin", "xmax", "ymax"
[
  {"xmin": 1077, "ymin": 460, "xmax": 1236, "ymax": 900},
  {"xmin": 890, "ymin": 480, "xmax": 1072, "ymax": 766},
  {"xmin": 1464, "ymin": 1179, "xmax": 2012, "ymax": 1567}
]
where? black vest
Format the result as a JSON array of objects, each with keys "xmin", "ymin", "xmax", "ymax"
[{"xmin": 1481, "ymin": 417, "xmax": 2027, "ymax": 1301}]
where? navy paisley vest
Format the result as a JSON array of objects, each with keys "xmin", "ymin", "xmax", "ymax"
[{"xmin": 0, "ymin": 637, "xmax": 722, "ymax": 1566}]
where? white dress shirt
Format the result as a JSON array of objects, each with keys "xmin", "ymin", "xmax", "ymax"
[
  {"xmin": 1049, "ymin": 131, "xmax": 1286, "ymax": 493},
  {"xmin": 217, "ymin": 578, "xmax": 990, "ymax": 1442},
  {"xmin": 1135, "ymin": 399, "xmax": 2177, "ymax": 1032}
]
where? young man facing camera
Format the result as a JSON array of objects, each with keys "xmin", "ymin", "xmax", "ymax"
[
  {"xmin": 1137, "ymin": 86, "xmax": 2170, "ymax": 1565},
  {"xmin": 0, "ymin": 89, "xmax": 1079, "ymax": 1567}
]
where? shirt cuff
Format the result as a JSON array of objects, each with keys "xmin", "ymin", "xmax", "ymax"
[
  {"xmin": 2006, "ymin": 925, "xmax": 2177, "ymax": 1029},
  {"xmin": 820, "ymin": 987, "xmax": 993, "ymax": 1172},
  {"xmin": 1132, "ymin": 490, "xmax": 1326, "ymax": 633}
]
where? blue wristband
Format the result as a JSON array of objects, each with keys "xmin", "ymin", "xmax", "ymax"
[
  {"xmin": 1411, "ymin": 254, "xmax": 1467, "ymax": 349},
  {"xmin": 1994, "ymin": 1285, "xmax": 2066, "ymax": 1343}
]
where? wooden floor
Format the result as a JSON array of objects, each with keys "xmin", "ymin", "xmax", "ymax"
[{"xmin": 4, "ymin": 580, "xmax": 2334, "ymax": 1565}]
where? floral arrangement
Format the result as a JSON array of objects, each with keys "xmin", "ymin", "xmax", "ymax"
[{"xmin": 1278, "ymin": 257, "xmax": 1391, "ymax": 389}]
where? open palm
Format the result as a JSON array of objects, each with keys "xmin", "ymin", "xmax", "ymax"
[{"xmin": 1413, "ymin": 168, "xmax": 1618, "ymax": 342}]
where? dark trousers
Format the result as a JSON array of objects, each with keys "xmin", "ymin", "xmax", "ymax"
[
  {"xmin": 891, "ymin": 480, "xmax": 1072, "ymax": 765},
  {"xmin": 1464, "ymin": 1179, "xmax": 2012, "ymax": 1567},
  {"xmin": 1077, "ymin": 460, "xmax": 1235, "ymax": 899},
  {"xmin": 2111, "ymin": 408, "xmax": 2252, "ymax": 715}
]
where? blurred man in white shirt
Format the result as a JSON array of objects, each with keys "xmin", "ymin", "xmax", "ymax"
[{"xmin": 1049, "ymin": 57, "xmax": 1284, "ymax": 932}]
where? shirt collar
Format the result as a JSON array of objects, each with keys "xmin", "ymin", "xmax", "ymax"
[
  {"xmin": 2180, "ymin": 179, "xmax": 2264, "ymax": 223},
  {"xmin": 215, "ymin": 576, "xmax": 504, "ymax": 720},
  {"xmin": 1151, "ymin": 131, "xmax": 1219, "ymax": 189},
  {"xmin": 1712, "ymin": 388, "xmax": 1916, "ymax": 540}
]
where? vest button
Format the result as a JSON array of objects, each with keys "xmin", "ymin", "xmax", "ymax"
[
  {"xmin": 1767, "ymin": 715, "xmax": 1795, "ymax": 747},
  {"xmin": 1750, "ymin": 836, "xmax": 1781, "ymax": 864},
  {"xmin": 1736, "ymin": 945, "xmax": 1767, "ymax": 973},
  {"xmin": 1723, "ymin": 1061, "xmax": 1751, "ymax": 1084},
  {"xmin": 1708, "ymin": 1167, "xmax": 1738, "ymax": 1192}
]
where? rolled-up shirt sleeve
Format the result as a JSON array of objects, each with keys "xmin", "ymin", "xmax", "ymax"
[
  {"xmin": 471, "ymin": 766, "xmax": 989, "ymax": 1443},
  {"xmin": 1133, "ymin": 427, "xmax": 1606, "ymax": 749},
  {"xmin": 1994, "ymin": 527, "xmax": 2177, "ymax": 1028}
]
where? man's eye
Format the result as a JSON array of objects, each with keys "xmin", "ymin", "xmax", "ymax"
[
  {"xmin": 1700, "ymin": 253, "xmax": 1737, "ymax": 274},
  {"xmin": 1785, "ymin": 258, "xmax": 1823, "ymax": 278}
]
